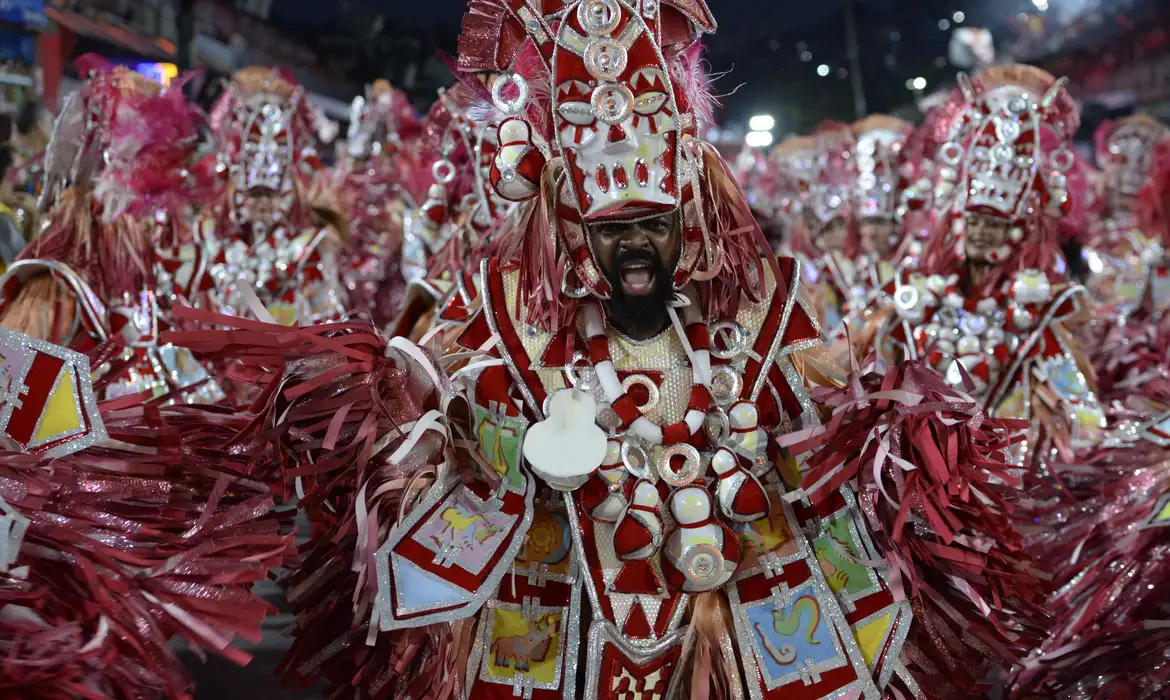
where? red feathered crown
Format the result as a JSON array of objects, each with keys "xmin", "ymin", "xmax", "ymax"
[{"xmin": 41, "ymin": 55, "xmax": 214, "ymax": 220}]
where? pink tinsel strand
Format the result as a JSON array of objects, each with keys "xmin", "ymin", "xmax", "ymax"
[{"xmin": 0, "ymin": 341, "xmax": 294, "ymax": 700}]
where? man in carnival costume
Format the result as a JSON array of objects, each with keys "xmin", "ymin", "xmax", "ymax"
[
  {"xmin": 338, "ymin": 78, "xmax": 423, "ymax": 327},
  {"xmin": 855, "ymin": 64, "xmax": 1107, "ymax": 460},
  {"xmin": 159, "ymin": 66, "xmax": 347, "ymax": 327},
  {"xmin": 176, "ymin": 3, "xmax": 1047, "ymax": 699},
  {"xmin": 0, "ymin": 57, "xmax": 223, "ymax": 403}
]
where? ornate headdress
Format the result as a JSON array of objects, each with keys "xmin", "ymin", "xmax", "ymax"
[
  {"xmin": 24, "ymin": 56, "xmax": 216, "ymax": 302},
  {"xmin": 41, "ymin": 57, "xmax": 164, "ymax": 212},
  {"xmin": 346, "ymin": 79, "xmax": 420, "ymax": 162},
  {"xmin": 850, "ymin": 114, "xmax": 911, "ymax": 221},
  {"xmin": 805, "ymin": 121, "xmax": 855, "ymax": 233},
  {"xmin": 460, "ymin": 0, "xmax": 754, "ymax": 319},
  {"xmin": 1095, "ymin": 114, "xmax": 1168, "ymax": 198},
  {"xmin": 936, "ymin": 65, "xmax": 1079, "ymax": 223},
  {"xmin": 210, "ymin": 66, "xmax": 317, "ymax": 196}
]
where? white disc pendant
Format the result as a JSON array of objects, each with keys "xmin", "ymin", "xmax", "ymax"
[{"xmin": 523, "ymin": 389, "xmax": 608, "ymax": 491}]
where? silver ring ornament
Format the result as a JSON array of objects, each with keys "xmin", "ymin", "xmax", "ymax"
[
  {"xmin": 709, "ymin": 365, "xmax": 742, "ymax": 407},
  {"xmin": 939, "ymin": 142, "xmax": 963, "ymax": 167},
  {"xmin": 621, "ymin": 439, "xmax": 651, "ymax": 480},
  {"xmin": 895, "ymin": 285, "xmax": 920, "ymax": 313},
  {"xmin": 492, "ymin": 73, "xmax": 530, "ymax": 116},
  {"xmin": 432, "ymin": 160, "xmax": 457, "ymax": 185},
  {"xmin": 1049, "ymin": 147, "xmax": 1075, "ymax": 173},
  {"xmin": 584, "ymin": 38, "xmax": 628, "ymax": 82},
  {"xmin": 622, "ymin": 374, "xmax": 660, "ymax": 414},
  {"xmin": 658, "ymin": 443, "xmax": 701, "ymax": 488},
  {"xmin": 681, "ymin": 543, "xmax": 726, "ymax": 591},
  {"xmin": 565, "ymin": 351, "xmax": 599, "ymax": 392},
  {"xmin": 710, "ymin": 321, "xmax": 748, "ymax": 360},
  {"xmin": 578, "ymin": 0, "xmax": 621, "ymax": 35}
]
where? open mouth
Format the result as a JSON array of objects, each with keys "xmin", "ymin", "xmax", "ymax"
[{"xmin": 619, "ymin": 260, "xmax": 657, "ymax": 296}]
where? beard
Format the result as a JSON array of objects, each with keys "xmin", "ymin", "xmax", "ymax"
[{"xmin": 604, "ymin": 248, "xmax": 676, "ymax": 340}]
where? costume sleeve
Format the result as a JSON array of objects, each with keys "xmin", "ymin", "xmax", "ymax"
[
  {"xmin": 778, "ymin": 360, "xmax": 1049, "ymax": 699},
  {"xmin": 164, "ymin": 308, "xmax": 519, "ymax": 698}
]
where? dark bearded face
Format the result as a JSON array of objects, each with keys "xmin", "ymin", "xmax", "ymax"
[{"xmin": 588, "ymin": 211, "xmax": 681, "ymax": 339}]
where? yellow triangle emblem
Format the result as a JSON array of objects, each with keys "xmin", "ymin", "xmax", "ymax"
[{"xmin": 34, "ymin": 368, "xmax": 83, "ymax": 443}]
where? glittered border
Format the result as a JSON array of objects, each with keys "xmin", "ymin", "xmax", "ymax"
[
  {"xmin": 728, "ymin": 577, "xmax": 852, "ymax": 693},
  {"xmin": 374, "ymin": 472, "xmax": 536, "ymax": 631},
  {"xmin": 750, "ymin": 258, "xmax": 802, "ymax": 402},
  {"xmin": 480, "ymin": 258, "xmax": 545, "ymax": 417},
  {"xmin": 0, "ymin": 329, "xmax": 107, "ymax": 459}
]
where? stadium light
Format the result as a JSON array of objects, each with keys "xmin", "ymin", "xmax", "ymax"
[
  {"xmin": 745, "ymin": 131, "xmax": 774, "ymax": 148},
  {"xmin": 749, "ymin": 114, "xmax": 775, "ymax": 131}
]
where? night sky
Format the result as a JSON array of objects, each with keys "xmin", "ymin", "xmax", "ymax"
[
  {"xmin": 271, "ymin": 0, "xmax": 1156, "ymax": 131},
  {"xmin": 276, "ymin": 0, "xmax": 901, "ymax": 35}
]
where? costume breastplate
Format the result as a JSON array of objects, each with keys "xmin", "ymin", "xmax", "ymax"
[
  {"xmin": 370, "ymin": 258, "xmax": 911, "ymax": 700},
  {"xmin": 204, "ymin": 222, "xmax": 345, "ymax": 325},
  {"xmin": 889, "ymin": 269, "xmax": 1105, "ymax": 450}
]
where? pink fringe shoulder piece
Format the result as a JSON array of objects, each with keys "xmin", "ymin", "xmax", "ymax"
[
  {"xmin": 0, "ymin": 341, "xmax": 295, "ymax": 700},
  {"xmin": 780, "ymin": 359, "xmax": 1047, "ymax": 699}
]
